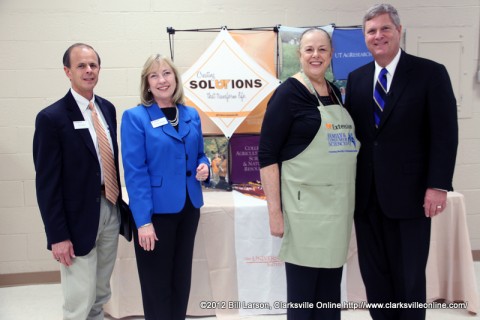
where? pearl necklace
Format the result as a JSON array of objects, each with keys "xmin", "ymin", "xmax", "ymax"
[{"xmin": 168, "ymin": 106, "xmax": 179, "ymax": 126}]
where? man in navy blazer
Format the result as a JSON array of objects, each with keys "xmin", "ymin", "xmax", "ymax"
[
  {"xmin": 33, "ymin": 43, "xmax": 122, "ymax": 320},
  {"xmin": 345, "ymin": 4, "xmax": 458, "ymax": 320}
]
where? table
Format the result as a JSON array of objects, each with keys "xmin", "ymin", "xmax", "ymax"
[
  {"xmin": 105, "ymin": 190, "xmax": 241, "ymax": 318},
  {"xmin": 104, "ymin": 191, "xmax": 478, "ymax": 318},
  {"xmin": 346, "ymin": 192, "xmax": 479, "ymax": 315}
]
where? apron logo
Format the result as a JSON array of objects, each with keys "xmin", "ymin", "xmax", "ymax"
[
  {"xmin": 326, "ymin": 122, "xmax": 353, "ymax": 130},
  {"xmin": 327, "ymin": 132, "xmax": 357, "ymax": 149},
  {"xmin": 348, "ymin": 132, "xmax": 357, "ymax": 148}
]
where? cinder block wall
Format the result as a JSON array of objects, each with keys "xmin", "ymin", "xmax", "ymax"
[{"xmin": 0, "ymin": 0, "xmax": 479, "ymax": 275}]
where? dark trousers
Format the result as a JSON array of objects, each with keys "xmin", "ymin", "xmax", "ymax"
[
  {"xmin": 133, "ymin": 196, "xmax": 200, "ymax": 320},
  {"xmin": 285, "ymin": 262, "xmax": 343, "ymax": 320},
  {"xmin": 354, "ymin": 187, "xmax": 431, "ymax": 320}
]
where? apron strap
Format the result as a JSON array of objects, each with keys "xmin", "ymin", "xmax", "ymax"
[{"xmin": 299, "ymin": 71, "xmax": 343, "ymax": 108}]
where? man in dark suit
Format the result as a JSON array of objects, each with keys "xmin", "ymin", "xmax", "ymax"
[
  {"xmin": 345, "ymin": 4, "xmax": 458, "ymax": 320},
  {"xmin": 33, "ymin": 43, "xmax": 122, "ymax": 320}
]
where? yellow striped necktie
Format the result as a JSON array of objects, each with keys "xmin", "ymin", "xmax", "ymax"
[{"xmin": 89, "ymin": 102, "xmax": 119, "ymax": 204}]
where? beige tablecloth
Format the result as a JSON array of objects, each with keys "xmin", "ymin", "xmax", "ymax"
[{"xmin": 104, "ymin": 191, "xmax": 478, "ymax": 318}]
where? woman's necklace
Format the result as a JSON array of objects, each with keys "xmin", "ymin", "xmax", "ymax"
[{"xmin": 168, "ymin": 106, "xmax": 179, "ymax": 126}]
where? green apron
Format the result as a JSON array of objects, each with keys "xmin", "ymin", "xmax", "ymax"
[{"xmin": 279, "ymin": 74, "xmax": 360, "ymax": 268}]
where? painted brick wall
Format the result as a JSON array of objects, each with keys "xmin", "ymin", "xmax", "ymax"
[{"xmin": 0, "ymin": 0, "xmax": 479, "ymax": 274}]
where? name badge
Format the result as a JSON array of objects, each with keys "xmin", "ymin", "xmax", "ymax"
[
  {"xmin": 151, "ymin": 117, "xmax": 168, "ymax": 128},
  {"xmin": 73, "ymin": 121, "xmax": 89, "ymax": 129}
]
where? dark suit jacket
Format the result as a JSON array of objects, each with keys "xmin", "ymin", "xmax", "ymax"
[
  {"xmin": 33, "ymin": 90, "xmax": 122, "ymax": 256},
  {"xmin": 345, "ymin": 51, "xmax": 458, "ymax": 219}
]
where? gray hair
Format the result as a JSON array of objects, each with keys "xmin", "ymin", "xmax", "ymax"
[
  {"xmin": 298, "ymin": 27, "xmax": 332, "ymax": 49},
  {"xmin": 363, "ymin": 3, "xmax": 401, "ymax": 30}
]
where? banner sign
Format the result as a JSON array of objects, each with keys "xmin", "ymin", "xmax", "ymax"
[
  {"xmin": 182, "ymin": 29, "xmax": 279, "ymax": 138},
  {"xmin": 229, "ymin": 135, "xmax": 260, "ymax": 184},
  {"xmin": 331, "ymin": 28, "xmax": 373, "ymax": 80},
  {"xmin": 279, "ymin": 26, "xmax": 371, "ymax": 82}
]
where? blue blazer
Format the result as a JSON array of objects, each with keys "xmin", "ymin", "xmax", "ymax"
[
  {"xmin": 33, "ymin": 91, "xmax": 122, "ymax": 256},
  {"xmin": 121, "ymin": 103, "xmax": 209, "ymax": 228},
  {"xmin": 345, "ymin": 51, "xmax": 458, "ymax": 219}
]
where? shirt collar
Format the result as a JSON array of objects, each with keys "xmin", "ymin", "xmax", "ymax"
[
  {"xmin": 375, "ymin": 48, "xmax": 401, "ymax": 77},
  {"xmin": 70, "ymin": 88, "xmax": 96, "ymax": 112}
]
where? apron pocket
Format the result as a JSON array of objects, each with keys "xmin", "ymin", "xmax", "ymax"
[{"xmin": 297, "ymin": 183, "xmax": 339, "ymax": 219}]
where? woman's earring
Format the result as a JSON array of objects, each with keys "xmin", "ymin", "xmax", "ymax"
[{"xmin": 148, "ymin": 88, "xmax": 151, "ymax": 92}]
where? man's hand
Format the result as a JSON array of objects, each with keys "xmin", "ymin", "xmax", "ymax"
[
  {"xmin": 424, "ymin": 188, "xmax": 447, "ymax": 218},
  {"xmin": 52, "ymin": 240, "xmax": 75, "ymax": 266}
]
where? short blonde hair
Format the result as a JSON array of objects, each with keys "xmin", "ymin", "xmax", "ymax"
[{"xmin": 140, "ymin": 54, "xmax": 185, "ymax": 106}]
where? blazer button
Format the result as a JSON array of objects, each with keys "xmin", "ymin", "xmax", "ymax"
[{"xmin": 186, "ymin": 170, "xmax": 192, "ymax": 177}]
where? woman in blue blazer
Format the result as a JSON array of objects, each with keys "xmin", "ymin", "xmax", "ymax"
[{"xmin": 121, "ymin": 54, "xmax": 210, "ymax": 319}]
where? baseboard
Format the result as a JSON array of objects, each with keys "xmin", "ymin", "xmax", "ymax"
[
  {"xmin": 1, "ymin": 251, "xmax": 479, "ymax": 287},
  {"xmin": 0, "ymin": 271, "xmax": 60, "ymax": 287}
]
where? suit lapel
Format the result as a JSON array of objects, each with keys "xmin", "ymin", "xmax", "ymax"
[
  {"xmin": 177, "ymin": 105, "xmax": 191, "ymax": 140},
  {"xmin": 377, "ymin": 51, "xmax": 410, "ymax": 131},
  {"xmin": 64, "ymin": 91, "xmax": 98, "ymax": 160},
  {"xmin": 145, "ymin": 104, "xmax": 184, "ymax": 141},
  {"xmin": 363, "ymin": 64, "xmax": 377, "ymax": 134},
  {"xmin": 353, "ymin": 63, "xmax": 377, "ymax": 137}
]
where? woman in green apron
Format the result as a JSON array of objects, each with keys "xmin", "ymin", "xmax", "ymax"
[{"xmin": 259, "ymin": 28, "xmax": 360, "ymax": 320}]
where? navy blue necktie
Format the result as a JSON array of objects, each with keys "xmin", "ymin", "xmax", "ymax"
[{"xmin": 374, "ymin": 68, "xmax": 388, "ymax": 128}]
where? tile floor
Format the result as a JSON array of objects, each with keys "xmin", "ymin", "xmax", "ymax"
[{"xmin": 1, "ymin": 262, "xmax": 479, "ymax": 319}]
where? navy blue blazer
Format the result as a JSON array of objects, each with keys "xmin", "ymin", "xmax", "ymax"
[
  {"xmin": 121, "ymin": 104, "xmax": 209, "ymax": 228},
  {"xmin": 33, "ymin": 91, "xmax": 121, "ymax": 256},
  {"xmin": 345, "ymin": 51, "xmax": 458, "ymax": 219}
]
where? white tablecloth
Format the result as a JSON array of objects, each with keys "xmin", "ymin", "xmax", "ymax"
[{"xmin": 104, "ymin": 191, "xmax": 478, "ymax": 318}]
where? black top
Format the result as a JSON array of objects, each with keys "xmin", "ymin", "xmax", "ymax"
[
  {"xmin": 162, "ymin": 106, "xmax": 178, "ymax": 131},
  {"xmin": 258, "ymin": 77, "xmax": 342, "ymax": 168}
]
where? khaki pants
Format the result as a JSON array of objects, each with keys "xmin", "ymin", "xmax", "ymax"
[{"xmin": 60, "ymin": 196, "xmax": 120, "ymax": 320}]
